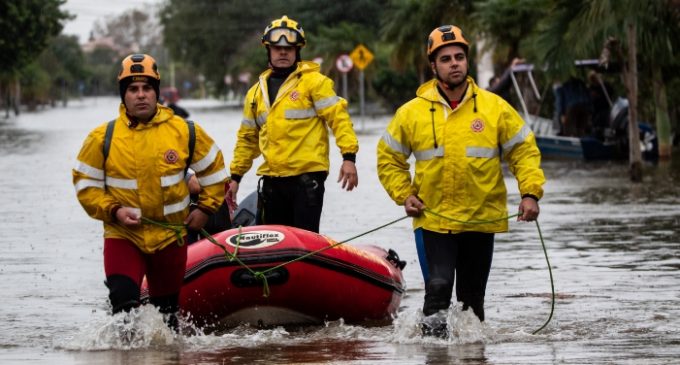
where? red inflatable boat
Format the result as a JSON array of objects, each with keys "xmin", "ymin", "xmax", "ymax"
[{"xmin": 143, "ymin": 225, "xmax": 406, "ymax": 330}]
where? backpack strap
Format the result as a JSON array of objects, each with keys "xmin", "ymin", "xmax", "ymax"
[
  {"xmin": 186, "ymin": 120, "xmax": 195, "ymax": 173},
  {"xmin": 103, "ymin": 119, "xmax": 116, "ymax": 161}
]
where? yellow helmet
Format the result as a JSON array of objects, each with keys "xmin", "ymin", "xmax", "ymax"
[
  {"xmin": 427, "ymin": 25, "xmax": 469, "ymax": 60},
  {"xmin": 262, "ymin": 15, "xmax": 306, "ymax": 47},
  {"xmin": 118, "ymin": 53, "xmax": 160, "ymax": 101},
  {"xmin": 118, "ymin": 53, "xmax": 160, "ymax": 81}
]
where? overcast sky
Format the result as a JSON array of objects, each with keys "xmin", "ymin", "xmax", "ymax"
[{"xmin": 60, "ymin": 0, "xmax": 161, "ymax": 43}]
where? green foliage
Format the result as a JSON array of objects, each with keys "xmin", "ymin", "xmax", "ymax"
[
  {"xmin": 161, "ymin": 0, "xmax": 283, "ymax": 89},
  {"xmin": 291, "ymin": 0, "xmax": 387, "ymax": 32},
  {"xmin": 522, "ymin": 0, "xmax": 680, "ymax": 128},
  {"xmin": 15, "ymin": 34, "xmax": 87, "ymax": 107},
  {"xmin": 0, "ymin": 0, "xmax": 71, "ymax": 76},
  {"xmin": 40, "ymin": 35, "xmax": 86, "ymax": 84},
  {"xmin": 84, "ymin": 46, "xmax": 119, "ymax": 96},
  {"xmin": 19, "ymin": 62, "xmax": 51, "ymax": 108},
  {"xmin": 381, "ymin": 0, "xmax": 475, "ymax": 79},
  {"xmin": 372, "ymin": 66, "xmax": 419, "ymax": 112},
  {"xmin": 474, "ymin": 0, "xmax": 547, "ymax": 66}
]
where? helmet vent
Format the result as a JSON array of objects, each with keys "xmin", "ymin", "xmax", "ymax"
[{"xmin": 442, "ymin": 32, "xmax": 455, "ymax": 41}]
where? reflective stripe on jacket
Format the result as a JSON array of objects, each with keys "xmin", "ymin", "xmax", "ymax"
[
  {"xmin": 72, "ymin": 104, "xmax": 227, "ymax": 253},
  {"xmin": 377, "ymin": 77, "xmax": 545, "ymax": 233},
  {"xmin": 230, "ymin": 61, "xmax": 358, "ymax": 177}
]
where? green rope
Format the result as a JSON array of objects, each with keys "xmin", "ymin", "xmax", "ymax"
[
  {"xmin": 195, "ymin": 226, "xmax": 271, "ymax": 297},
  {"xmin": 423, "ymin": 208, "xmax": 555, "ymax": 334},
  {"xmin": 530, "ymin": 219, "xmax": 555, "ymax": 335},
  {"xmin": 232, "ymin": 225, "xmax": 242, "ymax": 259},
  {"xmin": 140, "ymin": 217, "xmax": 186, "ymax": 247},
  {"xmin": 255, "ymin": 215, "xmax": 411, "ymax": 277}
]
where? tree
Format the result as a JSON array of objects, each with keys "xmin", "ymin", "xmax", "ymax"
[
  {"xmin": 0, "ymin": 0, "xmax": 70, "ymax": 75},
  {"xmin": 160, "ymin": 0, "xmax": 388, "ymax": 98},
  {"xmin": 381, "ymin": 0, "xmax": 475, "ymax": 84},
  {"xmin": 36, "ymin": 35, "xmax": 87, "ymax": 106},
  {"xmin": 473, "ymin": 0, "xmax": 549, "ymax": 115},
  {"xmin": 473, "ymin": 0, "xmax": 547, "ymax": 65},
  {"xmin": 639, "ymin": 1, "xmax": 680, "ymax": 158},
  {"xmin": 18, "ymin": 62, "xmax": 50, "ymax": 110},
  {"xmin": 529, "ymin": 0, "xmax": 680, "ymax": 180},
  {"xmin": 84, "ymin": 45, "xmax": 120, "ymax": 97},
  {"xmin": 161, "ymin": 0, "xmax": 282, "ymax": 92},
  {"xmin": 92, "ymin": 8, "xmax": 163, "ymax": 56},
  {"xmin": 0, "ymin": 0, "xmax": 71, "ymax": 116}
]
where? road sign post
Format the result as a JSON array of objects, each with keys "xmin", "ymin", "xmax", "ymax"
[
  {"xmin": 350, "ymin": 45, "xmax": 374, "ymax": 130},
  {"xmin": 335, "ymin": 54, "xmax": 353, "ymax": 100}
]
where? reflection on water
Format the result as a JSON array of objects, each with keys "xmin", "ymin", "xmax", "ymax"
[
  {"xmin": 0, "ymin": 127, "xmax": 43, "ymax": 154},
  {"xmin": 1, "ymin": 98, "xmax": 679, "ymax": 364}
]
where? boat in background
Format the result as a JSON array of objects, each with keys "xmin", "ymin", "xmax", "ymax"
[
  {"xmin": 141, "ymin": 224, "xmax": 406, "ymax": 331},
  {"xmin": 510, "ymin": 62, "xmax": 658, "ymax": 161}
]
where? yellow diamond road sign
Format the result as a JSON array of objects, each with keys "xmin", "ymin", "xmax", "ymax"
[{"xmin": 350, "ymin": 44, "xmax": 374, "ymax": 70}]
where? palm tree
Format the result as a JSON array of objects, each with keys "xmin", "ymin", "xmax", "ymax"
[
  {"xmin": 473, "ymin": 0, "xmax": 548, "ymax": 65},
  {"xmin": 639, "ymin": 1, "xmax": 680, "ymax": 158},
  {"xmin": 381, "ymin": 0, "xmax": 475, "ymax": 84},
  {"xmin": 473, "ymin": 0, "xmax": 549, "ymax": 117},
  {"xmin": 530, "ymin": 0, "xmax": 679, "ymax": 181}
]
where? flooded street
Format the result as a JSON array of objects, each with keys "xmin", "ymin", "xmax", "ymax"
[{"xmin": 1, "ymin": 97, "xmax": 679, "ymax": 364}]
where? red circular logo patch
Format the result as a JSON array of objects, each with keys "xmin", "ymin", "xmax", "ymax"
[
  {"xmin": 471, "ymin": 119, "xmax": 485, "ymax": 133},
  {"xmin": 290, "ymin": 90, "xmax": 299, "ymax": 101},
  {"xmin": 164, "ymin": 149, "xmax": 179, "ymax": 164}
]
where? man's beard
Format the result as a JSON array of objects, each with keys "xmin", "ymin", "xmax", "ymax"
[{"xmin": 437, "ymin": 72, "xmax": 467, "ymax": 90}]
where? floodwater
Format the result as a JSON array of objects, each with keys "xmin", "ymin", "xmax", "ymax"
[{"xmin": 1, "ymin": 97, "xmax": 679, "ymax": 364}]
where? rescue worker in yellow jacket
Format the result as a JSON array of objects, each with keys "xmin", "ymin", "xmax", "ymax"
[
  {"xmin": 228, "ymin": 15, "xmax": 359, "ymax": 233},
  {"xmin": 72, "ymin": 54, "xmax": 227, "ymax": 328},
  {"xmin": 377, "ymin": 25, "xmax": 545, "ymax": 338}
]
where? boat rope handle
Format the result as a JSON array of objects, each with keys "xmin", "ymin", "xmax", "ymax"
[
  {"xmin": 140, "ymin": 216, "xmax": 268, "ymax": 294},
  {"xmin": 141, "ymin": 208, "xmax": 554, "ymax": 334}
]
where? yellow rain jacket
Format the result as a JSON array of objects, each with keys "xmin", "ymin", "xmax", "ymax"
[
  {"xmin": 377, "ymin": 77, "xmax": 545, "ymax": 233},
  {"xmin": 230, "ymin": 61, "xmax": 359, "ymax": 177},
  {"xmin": 73, "ymin": 104, "xmax": 228, "ymax": 253}
]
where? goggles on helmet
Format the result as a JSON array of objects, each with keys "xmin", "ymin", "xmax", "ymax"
[{"xmin": 264, "ymin": 27, "xmax": 303, "ymax": 46}]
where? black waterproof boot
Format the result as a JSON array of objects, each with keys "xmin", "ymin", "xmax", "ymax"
[
  {"xmin": 150, "ymin": 294, "xmax": 181, "ymax": 333},
  {"xmin": 105, "ymin": 275, "xmax": 141, "ymax": 314},
  {"xmin": 421, "ymin": 278, "xmax": 452, "ymax": 338}
]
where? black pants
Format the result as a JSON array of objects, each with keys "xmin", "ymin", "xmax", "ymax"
[
  {"xmin": 258, "ymin": 172, "xmax": 327, "ymax": 233},
  {"xmin": 415, "ymin": 229, "xmax": 494, "ymax": 321}
]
